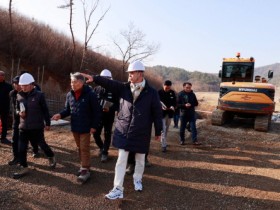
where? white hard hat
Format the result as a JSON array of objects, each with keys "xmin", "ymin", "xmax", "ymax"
[
  {"xmin": 100, "ymin": 69, "xmax": 112, "ymax": 78},
  {"xmin": 127, "ymin": 60, "xmax": 145, "ymax": 72},
  {"xmin": 19, "ymin": 73, "xmax": 35, "ymax": 85}
]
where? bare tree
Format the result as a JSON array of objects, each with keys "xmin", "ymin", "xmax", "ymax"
[
  {"xmin": 112, "ymin": 23, "xmax": 160, "ymax": 79},
  {"xmin": 79, "ymin": 0, "xmax": 110, "ymax": 71},
  {"xmin": 58, "ymin": 0, "xmax": 75, "ymax": 72},
  {"xmin": 8, "ymin": 0, "xmax": 14, "ymax": 81}
]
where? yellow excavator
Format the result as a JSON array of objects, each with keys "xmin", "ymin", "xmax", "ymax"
[{"xmin": 211, "ymin": 53, "xmax": 275, "ymax": 131}]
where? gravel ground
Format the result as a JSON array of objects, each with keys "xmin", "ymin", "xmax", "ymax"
[{"xmin": 1, "ymin": 119, "xmax": 280, "ymax": 210}]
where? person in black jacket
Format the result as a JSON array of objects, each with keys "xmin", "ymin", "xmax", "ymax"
[
  {"xmin": 177, "ymin": 82, "xmax": 200, "ymax": 145},
  {"xmin": 13, "ymin": 73, "xmax": 56, "ymax": 179},
  {"xmin": 158, "ymin": 80, "xmax": 177, "ymax": 152},
  {"xmin": 52, "ymin": 72, "xmax": 100, "ymax": 183},
  {"xmin": 0, "ymin": 70, "xmax": 13, "ymax": 144},
  {"xmin": 8, "ymin": 76, "xmax": 40, "ymax": 166},
  {"xmin": 81, "ymin": 60, "xmax": 162, "ymax": 200},
  {"xmin": 94, "ymin": 69, "xmax": 118, "ymax": 163}
]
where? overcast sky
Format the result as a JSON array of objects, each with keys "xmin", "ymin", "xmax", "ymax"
[{"xmin": 1, "ymin": 0, "xmax": 280, "ymax": 73}]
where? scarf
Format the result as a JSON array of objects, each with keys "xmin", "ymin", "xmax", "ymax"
[{"xmin": 130, "ymin": 79, "xmax": 145, "ymax": 102}]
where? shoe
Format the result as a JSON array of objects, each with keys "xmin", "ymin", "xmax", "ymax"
[
  {"xmin": 32, "ymin": 152, "xmax": 40, "ymax": 158},
  {"xmin": 134, "ymin": 179, "xmax": 143, "ymax": 191},
  {"xmin": 98, "ymin": 149, "xmax": 102, "ymax": 157},
  {"xmin": 1, "ymin": 138, "xmax": 12, "ymax": 145},
  {"xmin": 8, "ymin": 158, "xmax": 20, "ymax": 166},
  {"xmin": 77, "ymin": 169, "xmax": 90, "ymax": 183},
  {"xmin": 76, "ymin": 168, "xmax": 82, "ymax": 177},
  {"xmin": 13, "ymin": 166, "xmax": 29, "ymax": 179},
  {"xmin": 105, "ymin": 187, "xmax": 123, "ymax": 200},
  {"xmin": 193, "ymin": 141, "xmax": 202, "ymax": 145},
  {"xmin": 101, "ymin": 154, "xmax": 108, "ymax": 163},
  {"xmin": 145, "ymin": 160, "xmax": 152, "ymax": 168},
  {"xmin": 48, "ymin": 156, "xmax": 56, "ymax": 168},
  {"xmin": 126, "ymin": 164, "xmax": 134, "ymax": 175},
  {"xmin": 180, "ymin": 141, "xmax": 185, "ymax": 145},
  {"xmin": 162, "ymin": 147, "xmax": 167, "ymax": 153}
]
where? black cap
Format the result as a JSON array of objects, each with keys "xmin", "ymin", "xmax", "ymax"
[
  {"xmin": 164, "ymin": 80, "xmax": 172, "ymax": 86},
  {"xmin": 12, "ymin": 76, "xmax": 20, "ymax": 84}
]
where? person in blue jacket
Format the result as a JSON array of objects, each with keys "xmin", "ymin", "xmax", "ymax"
[
  {"xmin": 52, "ymin": 72, "xmax": 100, "ymax": 183},
  {"xmin": 82, "ymin": 60, "xmax": 162, "ymax": 199}
]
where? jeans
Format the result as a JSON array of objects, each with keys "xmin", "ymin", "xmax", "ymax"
[
  {"xmin": 161, "ymin": 116, "xmax": 172, "ymax": 148},
  {"xmin": 93, "ymin": 113, "xmax": 114, "ymax": 155},
  {"xmin": 179, "ymin": 113, "xmax": 197, "ymax": 143},
  {"xmin": 173, "ymin": 113, "xmax": 180, "ymax": 127},
  {"xmin": 114, "ymin": 149, "xmax": 145, "ymax": 191},
  {"xmin": 73, "ymin": 132, "xmax": 91, "ymax": 169},
  {"xmin": 18, "ymin": 129, "xmax": 54, "ymax": 167}
]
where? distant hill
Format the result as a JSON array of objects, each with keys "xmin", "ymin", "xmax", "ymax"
[
  {"xmin": 146, "ymin": 65, "xmax": 220, "ymax": 92},
  {"xmin": 254, "ymin": 63, "xmax": 280, "ymax": 87}
]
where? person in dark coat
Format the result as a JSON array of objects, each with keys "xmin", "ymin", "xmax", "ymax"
[
  {"xmin": 13, "ymin": 73, "xmax": 56, "ymax": 179},
  {"xmin": 0, "ymin": 70, "xmax": 13, "ymax": 144},
  {"xmin": 93, "ymin": 69, "xmax": 119, "ymax": 163},
  {"xmin": 8, "ymin": 76, "xmax": 22, "ymax": 165},
  {"xmin": 81, "ymin": 60, "xmax": 162, "ymax": 200},
  {"xmin": 52, "ymin": 72, "xmax": 100, "ymax": 183},
  {"xmin": 8, "ymin": 76, "xmax": 40, "ymax": 166},
  {"xmin": 158, "ymin": 80, "xmax": 177, "ymax": 152},
  {"xmin": 177, "ymin": 82, "xmax": 200, "ymax": 145}
]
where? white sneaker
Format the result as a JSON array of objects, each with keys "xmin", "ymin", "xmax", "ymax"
[
  {"xmin": 77, "ymin": 169, "xmax": 90, "ymax": 183},
  {"xmin": 134, "ymin": 179, "xmax": 143, "ymax": 191},
  {"xmin": 105, "ymin": 188, "xmax": 123, "ymax": 200}
]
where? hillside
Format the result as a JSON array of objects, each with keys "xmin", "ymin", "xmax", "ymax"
[
  {"xmin": 147, "ymin": 65, "xmax": 220, "ymax": 92},
  {"xmin": 254, "ymin": 63, "xmax": 280, "ymax": 87},
  {"xmin": 0, "ymin": 7, "xmax": 219, "ymax": 93}
]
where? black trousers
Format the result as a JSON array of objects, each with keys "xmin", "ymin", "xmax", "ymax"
[
  {"xmin": 0, "ymin": 110, "xmax": 9, "ymax": 139},
  {"xmin": 18, "ymin": 129, "xmax": 54, "ymax": 167},
  {"xmin": 93, "ymin": 113, "xmax": 115, "ymax": 155}
]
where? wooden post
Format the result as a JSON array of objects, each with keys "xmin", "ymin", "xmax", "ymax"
[
  {"xmin": 10, "ymin": 58, "xmax": 14, "ymax": 83},
  {"xmin": 41, "ymin": 65, "xmax": 45, "ymax": 91},
  {"xmin": 16, "ymin": 58, "xmax": 20, "ymax": 75},
  {"xmin": 37, "ymin": 67, "xmax": 40, "ymax": 84}
]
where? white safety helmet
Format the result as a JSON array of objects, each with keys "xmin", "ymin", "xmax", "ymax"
[
  {"xmin": 127, "ymin": 60, "xmax": 145, "ymax": 72},
  {"xmin": 19, "ymin": 73, "xmax": 35, "ymax": 85},
  {"xmin": 100, "ymin": 69, "xmax": 112, "ymax": 78}
]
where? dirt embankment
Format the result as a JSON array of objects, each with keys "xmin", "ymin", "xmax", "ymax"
[{"xmin": 1, "ymin": 116, "xmax": 280, "ymax": 209}]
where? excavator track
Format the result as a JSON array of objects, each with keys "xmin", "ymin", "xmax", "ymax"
[
  {"xmin": 254, "ymin": 115, "xmax": 271, "ymax": 132},
  {"xmin": 211, "ymin": 109, "xmax": 226, "ymax": 126}
]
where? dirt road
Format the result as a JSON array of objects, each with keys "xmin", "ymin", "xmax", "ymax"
[{"xmin": 0, "ymin": 119, "xmax": 280, "ymax": 210}]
